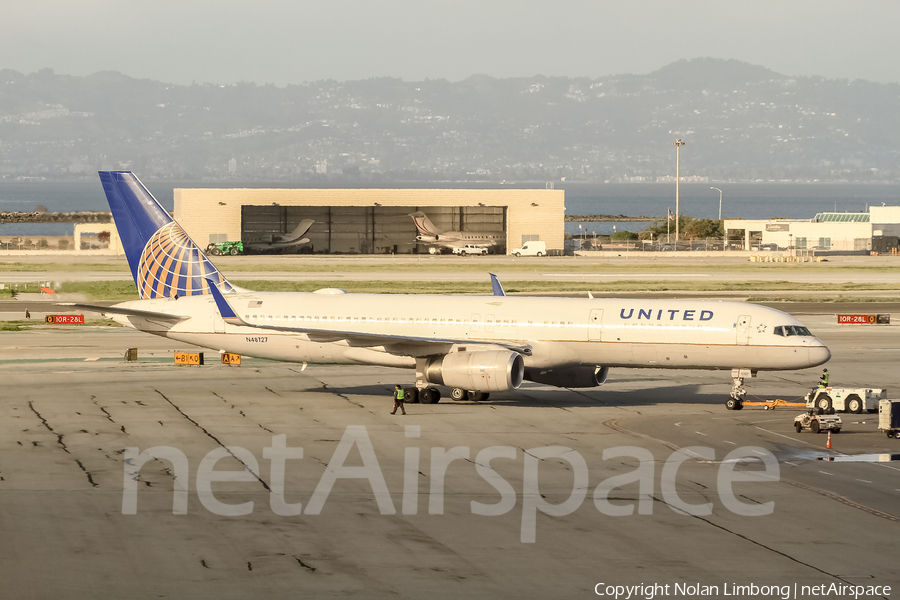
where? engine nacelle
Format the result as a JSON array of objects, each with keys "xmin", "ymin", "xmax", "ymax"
[
  {"xmin": 524, "ymin": 365, "xmax": 610, "ymax": 388},
  {"xmin": 424, "ymin": 350, "xmax": 525, "ymax": 392}
]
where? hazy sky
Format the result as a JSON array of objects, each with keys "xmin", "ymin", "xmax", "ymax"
[{"xmin": 3, "ymin": 0, "xmax": 899, "ymax": 85}]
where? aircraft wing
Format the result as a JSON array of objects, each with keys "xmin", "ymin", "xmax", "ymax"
[
  {"xmin": 205, "ymin": 280, "xmax": 531, "ymax": 358},
  {"xmin": 55, "ymin": 302, "xmax": 190, "ymax": 323}
]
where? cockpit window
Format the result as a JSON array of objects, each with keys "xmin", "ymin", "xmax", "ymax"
[{"xmin": 776, "ymin": 325, "xmax": 812, "ymax": 337}]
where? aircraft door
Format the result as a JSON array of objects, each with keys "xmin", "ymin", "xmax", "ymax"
[
  {"xmin": 588, "ymin": 309, "xmax": 603, "ymax": 341},
  {"xmin": 737, "ymin": 315, "xmax": 751, "ymax": 345}
]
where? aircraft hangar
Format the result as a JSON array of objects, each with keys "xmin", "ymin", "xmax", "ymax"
[{"xmin": 173, "ymin": 188, "xmax": 565, "ymax": 255}]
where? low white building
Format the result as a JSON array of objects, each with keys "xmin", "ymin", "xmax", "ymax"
[{"xmin": 724, "ymin": 206, "xmax": 900, "ymax": 253}]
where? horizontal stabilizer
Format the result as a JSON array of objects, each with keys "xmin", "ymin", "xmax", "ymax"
[{"xmin": 55, "ymin": 302, "xmax": 189, "ymax": 323}]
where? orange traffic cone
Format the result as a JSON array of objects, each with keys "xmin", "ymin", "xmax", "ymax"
[{"xmin": 826, "ymin": 431, "xmax": 832, "ymax": 449}]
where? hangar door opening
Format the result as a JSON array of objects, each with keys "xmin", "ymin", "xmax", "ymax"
[{"xmin": 241, "ymin": 205, "xmax": 506, "ymax": 255}]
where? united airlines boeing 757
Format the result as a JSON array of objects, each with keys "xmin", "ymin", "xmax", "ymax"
[{"xmin": 65, "ymin": 172, "xmax": 830, "ymax": 409}]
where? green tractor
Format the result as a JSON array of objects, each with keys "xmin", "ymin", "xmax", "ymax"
[{"xmin": 206, "ymin": 241, "xmax": 243, "ymax": 256}]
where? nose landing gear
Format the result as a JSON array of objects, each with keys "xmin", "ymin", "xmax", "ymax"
[{"xmin": 726, "ymin": 369, "xmax": 753, "ymax": 410}]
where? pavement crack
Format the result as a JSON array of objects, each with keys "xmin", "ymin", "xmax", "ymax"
[
  {"xmin": 320, "ymin": 382, "xmax": 365, "ymax": 408},
  {"xmin": 154, "ymin": 389, "xmax": 271, "ymax": 492},
  {"xmin": 294, "ymin": 557, "xmax": 316, "ymax": 573},
  {"xmin": 93, "ymin": 397, "xmax": 115, "ymax": 424},
  {"xmin": 782, "ymin": 477, "xmax": 900, "ymax": 524},
  {"xmin": 656, "ymin": 494, "xmax": 859, "ymax": 588},
  {"xmin": 28, "ymin": 401, "xmax": 98, "ymax": 488}
]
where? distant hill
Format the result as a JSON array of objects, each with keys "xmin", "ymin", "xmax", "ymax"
[{"xmin": 0, "ymin": 59, "xmax": 898, "ymax": 182}]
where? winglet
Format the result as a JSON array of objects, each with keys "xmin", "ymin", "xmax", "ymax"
[
  {"xmin": 489, "ymin": 273, "xmax": 506, "ymax": 297},
  {"xmin": 205, "ymin": 279, "xmax": 245, "ymax": 325}
]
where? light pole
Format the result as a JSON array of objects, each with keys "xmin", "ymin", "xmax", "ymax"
[
  {"xmin": 710, "ymin": 187, "xmax": 722, "ymax": 221},
  {"xmin": 672, "ymin": 139, "xmax": 685, "ymax": 249}
]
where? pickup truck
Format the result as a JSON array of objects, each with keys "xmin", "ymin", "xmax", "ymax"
[{"xmin": 452, "ymin": 245, "xmax": 488, "ymax": 256}]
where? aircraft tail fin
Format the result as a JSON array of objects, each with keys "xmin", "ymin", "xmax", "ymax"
[
  {"xmin": 98, "ymin": 171, "xmax": 236, "ymax": 299},
  {"xmin": 408, "ymin": 211, "xmax": 443, "ymax": 238},
  {"xmin": 284, "ymin": 219, "xmax": 315, "ymax": 243}
]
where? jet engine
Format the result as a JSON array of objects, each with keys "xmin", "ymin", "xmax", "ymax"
[
  {"xmin": 524, "ymin": 365, "xmax": 609, "ymax": 388},
  {"xmin": 424, "ymin": 350, "xmax": 525, "ymax": 392}
]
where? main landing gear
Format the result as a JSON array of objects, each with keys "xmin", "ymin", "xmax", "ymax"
[
  {"xmin": 403, "ymin": 386, "xmax": 491, "ymax": 404},
  {"xmin": 450, "ymin": 388, "xmax": 490, "ymax": 402},
  {"xmin": 401, "ymin": 387, "xmax": 441, "ymax": 404}
]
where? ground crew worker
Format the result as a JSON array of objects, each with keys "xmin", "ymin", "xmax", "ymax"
[
  {"xmin": 818, "ymin": 368, "xmax": 829, "ymax": 388},
  {"xmin": 391, "ymin": 384, "xmax": 407, "ymax": 415}
]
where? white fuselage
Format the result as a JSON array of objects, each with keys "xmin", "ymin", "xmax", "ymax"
[
  {"xmin": 111, "ymin": 292, "xmax": 830, "ymax": 373},
  {"xmin": 416, "ymin": 232, "xmax": 502, "ymax": 249}
]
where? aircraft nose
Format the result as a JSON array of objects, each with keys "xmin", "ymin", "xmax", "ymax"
[{"xmin": 808, "ymin": 342, "xmax": 831, "ymax": 367}]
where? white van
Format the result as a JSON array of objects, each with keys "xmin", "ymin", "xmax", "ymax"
[{"xmin": 510, "ymin": 241, "xmax": 546, "ymax": 257}]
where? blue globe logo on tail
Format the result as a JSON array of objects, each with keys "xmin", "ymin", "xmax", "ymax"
[
  {"xmin": 99, "ymin": 171, "xmax": 237, "ymax": 300},
  {"xmin": 137, "ymin": 222, "xmax": 235, "ymax": 299}
]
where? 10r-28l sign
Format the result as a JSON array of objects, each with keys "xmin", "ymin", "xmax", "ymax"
[
  {"xmin": 45, "ymin": 314, "xmax": 85, "ymax": 324},
  {"xmin": 837, "ymin": 314, "xmax": 889, "ymax": 324}
]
